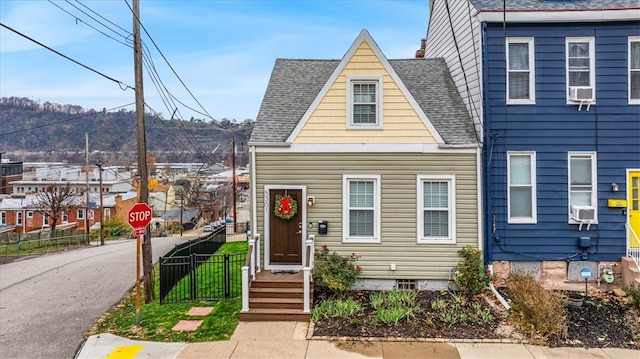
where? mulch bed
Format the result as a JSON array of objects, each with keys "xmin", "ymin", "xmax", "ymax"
[{"xmin": 312, "ymin": 288, "xmax": 640, "ymax": 350}]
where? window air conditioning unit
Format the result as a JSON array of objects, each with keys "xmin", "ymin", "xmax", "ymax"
[
  {"xmin": 569, "ymin": 86, "xmax": 594, "ymax": 101},
  {"xmin": 571, "ymin": 205, "xmax": 595, "ymax": 222}
]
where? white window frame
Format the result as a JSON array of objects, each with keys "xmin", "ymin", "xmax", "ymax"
[
  {"xmin": 566, "ymin": 37, "xmax": 595, "ymax": 103},
  {"xmin": 506, "ymin": 37, "xmax": 535, "ymax": 104},
  {"xmin": 0, "ymin": 211, "xmax": 5, "ymax": 225},
  {"xmin": 629, "ymin": 36, "xmax": 640, "ymax": 104},
  {"xmin": 346, "ymin": 76, "xmax": 383, "ymax": 129},
  {"xmin": 27, "ymin": 211, "xmax": 33, "ymax": 218},
  {"xmin": 43, "ymin": 213, "xmax": 49, "ymax": 227},
  {"xmin": 62, "ymin": 211, "xmax": 68, "ymax": 223},
  {"xmin": 77, "ymin": 209, "xmax": 85, "ymax": 220},
  {"xmin": 342, "ymin": 174, "xmax": 381, "ymax": 243},
  {"xmin": 507, "ymin": 152, "xmax": 537, "ymax": 223},
  {"xmin": 417, "ymin": 175, "xmax": 456, "ymax": 244},
  {"xmin": 568, "ymin": 152, "xmax": 598, "ymax": 223},
  {"xmin": 16, "ymin": 211, "xmax": 23, "ymax": 226}
]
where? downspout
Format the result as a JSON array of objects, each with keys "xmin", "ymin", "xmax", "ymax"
[
  {"xmin": 250, "ymin": 145, "xmax": 257, "ymax": 239},
  {"xmin": 481, "ymin": 21, "xmax": 494, "ymax": 266}
]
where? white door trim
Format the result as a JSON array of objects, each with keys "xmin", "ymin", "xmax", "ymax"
[{"xmin": 264, "ymin": 185, "xmax": 307, "ymax": 270}]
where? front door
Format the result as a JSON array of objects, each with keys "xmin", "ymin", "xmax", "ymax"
[
  {"xmin": 629, "ymin": 171, "xmax": 640, "ymax": 249},
  {"xmin": 269, "ymin": 189, "xmax": 302, "ymax": 264}
]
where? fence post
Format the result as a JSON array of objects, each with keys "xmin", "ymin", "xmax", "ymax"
[
  {"xmin": 224, "ymin": 254, "xmax": 230, "ymax": 298},
  {"xmin": 190, "ymin": 254, "xmax": 197, "ymax": 300}
]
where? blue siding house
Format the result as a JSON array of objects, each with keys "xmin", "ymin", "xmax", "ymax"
[{"xmin": 425, "ymin": 0, "xmax": 640, "ymax": 288}]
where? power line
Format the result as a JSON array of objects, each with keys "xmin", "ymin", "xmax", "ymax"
[
  {"xmin": 0, "ymin": 22, "xmax": 134, "ymax": 91},
  {"xmin": 123, "ymin": 0, "xmax": 216, "ymax": 122}
]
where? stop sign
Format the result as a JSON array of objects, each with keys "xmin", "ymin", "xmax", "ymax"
[{"xmin": 128, "ymin": 202, "xmax": 153, "ymax": 229}]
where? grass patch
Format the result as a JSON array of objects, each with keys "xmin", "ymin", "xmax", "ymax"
[
  {"xmin": 164, "ymin": 241, "xmax": 247, "ymax": 302},
  {"xmin": 90, "ymin": 241, "xmax": 247, "ymax": 342}
]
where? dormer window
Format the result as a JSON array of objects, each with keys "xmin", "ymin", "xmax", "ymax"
[{"xmin": 347, "ymin": 76, "xmax": 382, "ymax": 128}]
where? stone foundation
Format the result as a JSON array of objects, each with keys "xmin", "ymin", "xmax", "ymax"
[{"xmin": 491, "ymin": 260, "xmax": 623, "ymax": 291}]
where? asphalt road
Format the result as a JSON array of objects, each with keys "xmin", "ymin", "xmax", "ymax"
[{"xmin": 0, "ymin": 235, "xmax": 195, "ymax": 359}]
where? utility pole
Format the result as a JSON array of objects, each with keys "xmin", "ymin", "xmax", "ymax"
[
  {"xmin": 97, "ymin": 161, "xmax": 104, "ymax": 245},
  {"xmin": 133, "ymin": 0, "xmax": 153, "ymax": 304},
  {"xmin": 85, "ymin": 133, "xmax": 90, "ymax": 242},
  {"xmin": 232, "ymin": 136, "xmax": 237, "ymax": 232}
]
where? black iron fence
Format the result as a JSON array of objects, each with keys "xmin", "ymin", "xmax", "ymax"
[
  {"xmin": 159, "ymin": 225, "xmax": 246, "ymax": 303},
  {"xmin": 159, "ymin": 252, "xmax": 245, "ymax": 303}
]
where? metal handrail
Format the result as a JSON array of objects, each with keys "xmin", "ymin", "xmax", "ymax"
[{"xmin": 626, "ymin": 223, "xmax": 640, "ymax": 267}]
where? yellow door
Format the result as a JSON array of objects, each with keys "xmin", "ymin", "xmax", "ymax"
[{"xmin": 629, "ymin": 171, "xmax": 640, "ymax": 249}]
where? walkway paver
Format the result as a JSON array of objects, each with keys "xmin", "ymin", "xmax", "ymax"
[
  {"xmin": 455, "ymin": 342, "xmax": 536, "ymax": 358},
  {"xmin": 172, "ymin": 320, "xmax": 203, "ymax": 331},
  {"xmin": 307, "ymin": 340, "xmax": 383, "ymax": 358},
  {"xmin": 383, "ymin": 342, "xmax": 460, "ymax": 359},
  {"xmin": 187, "ymin": 307, "xmax": 213, "ymax": 316}
]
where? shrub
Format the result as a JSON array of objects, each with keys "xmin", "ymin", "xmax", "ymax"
[
  {"xmin": 312, "ymin": 244, "xmax": 361, "ymax": 297},
  {"xmin": 453, "ymin": 244, "xmax": 493, "ymax": 299},
  {"xmin": 623, "ymin": 284, "xmax": 640, "ymax": 311},
  {"xmin": 507, "ymin": 272, "xmax": 566, "ymax": 341}
]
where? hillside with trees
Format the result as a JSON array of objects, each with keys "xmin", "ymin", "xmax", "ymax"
[{"xmin": 0, "ymin": 97, "xmax": 253, "ymax": 166}]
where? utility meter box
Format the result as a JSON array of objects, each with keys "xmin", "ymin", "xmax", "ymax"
[{"xmin": 318, "ymin": 220, "xmax": 328, "ymax": 235}]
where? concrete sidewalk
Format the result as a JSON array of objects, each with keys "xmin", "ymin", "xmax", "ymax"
[{"xmin": 76, "ymin": 321, "xmax": 638, "ymax": 359}]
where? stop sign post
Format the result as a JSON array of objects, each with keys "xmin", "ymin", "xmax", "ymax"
[{"xmin": 127, "ymin": 202, "xmax": 152, "ymax": 327}]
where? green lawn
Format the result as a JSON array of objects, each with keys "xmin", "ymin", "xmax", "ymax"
[{"xmin": 91, "ymin": 241, "xmax": 247, "ymax": 342}]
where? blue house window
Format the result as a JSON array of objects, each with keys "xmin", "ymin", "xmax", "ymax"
[
  {"xmin": 568, "ymin": 152, "xmax": 597, "ymax": 222},
  {"xmin": 630, "ymin": 36, "xmax": 640, "ymax": 104},
  {"xmin": 506, "ymin": 38, "xmax": 535, "ymax": 104},
  {"xmin": 566, "ymin": 38, "xmax": 595, "ymax": 103},
  {"xmin": 508, "ymin": 152, "xmax": 536, "ymax": 223}
]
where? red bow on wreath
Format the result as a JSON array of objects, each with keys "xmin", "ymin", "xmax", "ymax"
[{"xmin": 274, "ymin": 194, "xmax": 297, "ymax": 220}]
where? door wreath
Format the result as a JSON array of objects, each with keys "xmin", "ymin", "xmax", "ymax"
[{"xmin": 274, "ymin": 194, "xmax": 297, "ymax": 220}]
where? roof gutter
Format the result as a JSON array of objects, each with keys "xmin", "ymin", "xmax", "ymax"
[
  {"xmin": 476, "ymin": 8, "xmax": 640, "ymax": 23},
  {"xmin": 246, "ymin": 141, "xmax": 291, "ymax": 148}
]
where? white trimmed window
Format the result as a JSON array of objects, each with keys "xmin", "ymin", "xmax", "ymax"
[
  {"xmin": 506, "ymin": 38, "xmax": 535, "ymax": 104},
  {"xmin": 566, "ymin": 37, "xmax": 595, "ymax": 102},
  {"xmin": 508, "ymin": 152, "xmax": 537, "ymax": 223},
  {"xmin": 630, "ymin": 36, "xmax": 640, "ymax": 104},
  {"xmin": 62, "ymin": 211, "xmax": 68, "ymax": 223},
  {"xmin": 16, "ymin": 211, "xmax": 23, "ymax": 226},
  {"xmin": 343, "ymin": 175, "xmax": 380, "ymax": 243},
  {"xmin": 417, "ymin": 175, "xmax": 456, "ymax": 244},
  {"xmin": 568, "ymin": 152, "xmax": 597, "ymax": 221},
  {"xmin": 77, "ymin": 209, "xmax": 85, "ymax": 220},
  {"xmin": 347, "ymin": 77, "xmax": 382, "ymax": 128},
  {"xmin": 27, "ymin": 211, "xmax": 33, "ymax": 218},
  {"xmin": 0, "ymin": 211, "xmax": 6, "ymax": 225},
  {"xmin": 43, "ymin": 213, "xmax": 49, "ymax": 227}
]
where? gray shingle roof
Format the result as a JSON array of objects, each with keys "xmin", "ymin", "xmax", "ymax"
[
  {"xmin": 250, "ymin": 58, "xmax": 477, "ymax": 146},
  {"xmin": 469, "ymin": 0, "xmax": 640, "ymax": 11}
]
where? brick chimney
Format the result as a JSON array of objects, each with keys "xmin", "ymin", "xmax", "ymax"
[{"xmin": 415, "ymin": 38, "xmax": 426, "ymax": 58}]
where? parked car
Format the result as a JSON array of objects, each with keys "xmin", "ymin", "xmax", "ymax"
[{"xmin": 203, "ymin": 224, "xmax": 213, "ymax": 232}]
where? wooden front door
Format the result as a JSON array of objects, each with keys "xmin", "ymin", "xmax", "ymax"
[
  {"xmin": 629, "ymin": 171, "xmax": 640, "ymax": 249},
  {"xmin": 269, "ymin": 189, "xmax": 302, "ymax": 264}
]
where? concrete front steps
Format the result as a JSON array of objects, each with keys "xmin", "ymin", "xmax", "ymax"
[
  {"xmin": 239, "ymin": 270, "xmax": 313, "ymax": 322},
  {"xmin": 621, "ymin": 256, "xmax": 640, "ymax": 287}
]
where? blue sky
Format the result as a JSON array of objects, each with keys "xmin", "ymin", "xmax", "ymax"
[{"xmin": 0, "ymin": 1, "xmax": 430, "ymax": 122}]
